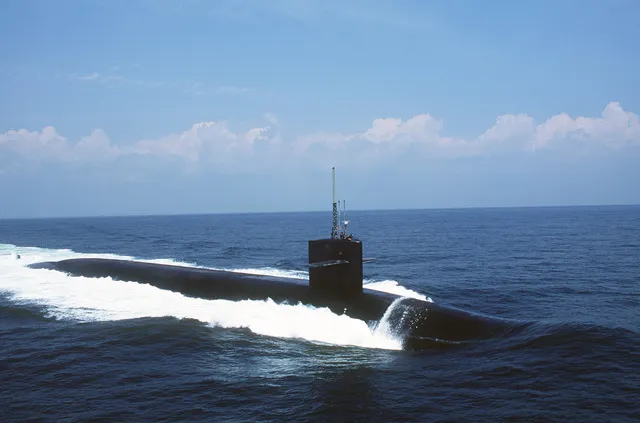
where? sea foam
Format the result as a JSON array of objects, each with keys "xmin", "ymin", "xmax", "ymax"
[{"xmin": 0, "ymin": 244, "xmax": 431, "ymax": 350}]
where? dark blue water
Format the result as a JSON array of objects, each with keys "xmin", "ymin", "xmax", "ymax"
[{"xmin": 1, "ymin": 206, "xmax": 639, "ymax": 422}]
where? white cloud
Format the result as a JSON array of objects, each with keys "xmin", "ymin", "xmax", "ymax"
[
  {"xmin": 70, "ymin": 70, "xmax": 251, "ymax": 97},
  {"xmin": 0, "ymin": 126, "xmax": 71, "ymax": 162},
  {"xmin": 75, "ymin": 72, "xmax": 100, "ymax": 81},
  {"xmin": 75, "ymin": 129, "xmax": 121, "ymax": 161},
  {"xmin": 1, "ymin": 102, "xmax": 638, "ymax": 171},
  {"xmin": 474, "ymin": 102, "xmax": 640, "ymax": 153},
  {"xmin": 0, "ymin": 126, "xmax": 119, "ymax": 163},
  {"xmin": 127, "ymin": 121, "xmax": 266, "ymax": 163},
  {"xmin": 362, "ymin": 114, "xmax": 442, "ymax": 144},
  {"xmin": 479, "ymin": 114, "xmax": 535, "ymax": 145},
  {"xmin": 532, "ymin": 101, "xmax": 640, "ymax": 151}
]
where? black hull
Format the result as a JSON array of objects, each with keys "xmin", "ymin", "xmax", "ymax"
[{"xmin": 29, "ymin": 258, "xmax": 522, "ymax": 349}]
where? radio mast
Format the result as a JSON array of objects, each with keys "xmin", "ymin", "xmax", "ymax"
[
  {"xmin": 343, "ymin": 200, "xmax": 349, "ymax": 237},
  {"xmin": 331, "ymin": 167, "xmax": 339, "ymax": 239}
]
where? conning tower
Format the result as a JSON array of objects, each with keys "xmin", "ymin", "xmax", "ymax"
[{"xmin": 308, "ymin": 167, "xmax": 364, "ymax": 299}]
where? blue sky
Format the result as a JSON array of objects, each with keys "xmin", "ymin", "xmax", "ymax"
[{"xmin": 1, "ymin": 0, "xmax": 639, "ymax": 218}]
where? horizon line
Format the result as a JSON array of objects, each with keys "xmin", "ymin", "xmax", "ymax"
[{"xmin": 1, "ymin": 202, "xmax": 638, "ymax": 221}]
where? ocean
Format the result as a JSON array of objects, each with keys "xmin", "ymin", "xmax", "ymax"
[{"xmin": 1, "ymin": 206, "xmax": 638, "ymax": 422}]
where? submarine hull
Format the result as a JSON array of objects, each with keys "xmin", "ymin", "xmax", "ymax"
[{"xmin": 29, "ymin": 258, "xmax": 520, "ymax": 348}]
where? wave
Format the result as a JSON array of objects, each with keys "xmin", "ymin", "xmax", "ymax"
[
  {"xmin": 0, "ymin": 244, "xmax": 432, "ymax": 350},
  {"xmin": 364, "ymin": 280, "xmax": 432, "ymax": 302}
]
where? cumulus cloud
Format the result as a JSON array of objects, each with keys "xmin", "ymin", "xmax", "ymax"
[
  {"xmin": 0, "ymin": 126, "xmax": 120, "ymax": 164},
  {"xmin": 531, "ymin": 101, "xmax": 640, "ymax": 151},
  {"xmin": 75, "ymin": 129, "xmax": 121, "ymax": 161},
  {"xmin": 1, "ymin": 101, "xmax": 638, "ymax": 171},
  {"xmin": 363, "ymin": 114, "xmax": 443, "ymax": 144},
  {"xmin": 479, "ymin": 114, "xmax": 535, "ymax": 147},
  {"xmin": 128, "ymin": 121, "xmax": 260, "ymax": 162},
  {"xmin": 473, "ymin": 101, "xmax": 640, "ymax": 154},
  {"xmin": 0, "ymin": 126, "xmax": 69, "ymax": 162}
]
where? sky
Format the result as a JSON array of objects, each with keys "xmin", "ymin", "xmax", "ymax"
[{"xmin": 1, "ymin": 0, "xmax": 639, "ymax": 218}]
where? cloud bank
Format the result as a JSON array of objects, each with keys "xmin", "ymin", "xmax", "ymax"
[{"xmin": 1, "ymin": 101, "xmax": 638, "ymax": 172}]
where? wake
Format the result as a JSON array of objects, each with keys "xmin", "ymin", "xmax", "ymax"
[{"xmin": 0, "ymin": 244, "xmax": 432, "ymax": 351}]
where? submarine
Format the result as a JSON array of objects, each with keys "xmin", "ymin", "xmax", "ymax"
[{"xmin": 28, "ymin": 168, "xmax": 521, "ymax": 349}]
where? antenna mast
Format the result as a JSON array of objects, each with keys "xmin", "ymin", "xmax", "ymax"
[
  {"xmin": 331, "ymin": 167, "xmax": 339, "ymax": 239},
  {"xmin": 343, "ymin": 200, "xmax": 349, "ymax": 237}
]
